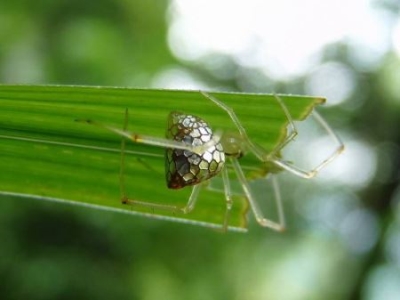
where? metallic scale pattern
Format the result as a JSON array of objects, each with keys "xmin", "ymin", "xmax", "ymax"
[{"xmin": 166, "ymin": 112, "xmax": 225, "ymax": 189}]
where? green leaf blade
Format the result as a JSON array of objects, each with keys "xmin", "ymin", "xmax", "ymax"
[{"xmin": 0, "ymin": 85, "xmax": 324, "ymax": 231}]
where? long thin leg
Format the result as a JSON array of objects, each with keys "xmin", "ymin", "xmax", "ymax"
[
  {"xmin": 123, "ymin": 184, "xmax": 202, "ymax": 214},
  {"xmin": 230, "ymin": 158, "xmax": 285, "ymax": 231},
  {"xmin": 200, "ymin": 91, "xmax": 266, "ymax": 161},
  {"xmin": 270, "ymin": 110, "xmax": 345, "ymax": 178},
  {"xmin": 221, "ymin": 165, "xmax": 233, "ymax": 231},
  {"xmin": 267, "ymin": 94, "xmax": 298, "ymax": 156},
  {"xmin": 75, "ymin": 118, "xmax": 222, "ymax": 156},
  {"xmin": 201, "ymin": 91, "xmax": 344, "ymax": 179},
  {"xmin": 181, "ymin": 184, "xmax": 201, "ymax": 213},
  {"xmin": 201, "ymin": 91, "xmax": 298, "ymax": 161},
  {"xmin": 271, "ymin": 175, "xmax": 285, "ymax": 229},
  {"xmin": 114, "ymin": 109, "xmax": 204, "ymax": 212}
]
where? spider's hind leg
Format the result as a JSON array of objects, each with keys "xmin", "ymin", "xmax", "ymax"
[{"xmin": 122, "ymin": 184, "xmax": 203, "ymax": 214}]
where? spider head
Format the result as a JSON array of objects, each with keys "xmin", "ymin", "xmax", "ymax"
[{"xmin": 221, "ymin": 132, "xmax": 246, "ymax": 159}]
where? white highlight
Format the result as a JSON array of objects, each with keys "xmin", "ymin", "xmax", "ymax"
[{"xmin": 168, "ymin": 0, "xmax": 392, "ymax": 79}]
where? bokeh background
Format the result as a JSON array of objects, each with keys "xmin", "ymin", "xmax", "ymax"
[{"xmin": 1, "ymin": 0, "xmax": 400, "ymax": 299}]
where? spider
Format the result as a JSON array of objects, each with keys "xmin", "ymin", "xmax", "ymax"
[{"xmin": 77, "ymin": 91, "xmax": 344, "ymax": 231}]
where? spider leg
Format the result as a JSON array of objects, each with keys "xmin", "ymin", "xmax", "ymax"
[
  {"xmin": 122, "ymin": 184, "xmax": 202, "ymax": 214},
  {"xmin": 200, "ymin": 91, "xmax": 266, "ymax": 161},
  {"xmin": 220, "ymin": 165, "xmax": 233, "ymax": 232},
  {"xmin": 122, "ymin": 175, "xmax": 235, "ymax": 232},
  {"xmin": 269, "ymin": 109, "xmax": 345, "ymax": 178},
  {"xmin": 181, "ymin": 184, "xmax": 201, "ymax": 213},
  {"xmin": 114, "ymin": 108, "xmax": 203, "ymax": 211},
  {"xmin": 268, "ymin": 94, "xmax": 298, "ymax": 155},
  {"xmin": 201, "ymin": 91, "xmax": 344, "ymax": 179},
  {"xmin": 75, "ymin": 116, "xmax": 222, "ymax": 156},
  {"xmin": 230, "ymin": 158, "xmax": 285, "ymax": 231}
]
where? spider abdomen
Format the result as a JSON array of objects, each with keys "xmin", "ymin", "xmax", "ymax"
[{"xmin": 165, "ymin": 112, "xmax": 225, "ymax": 189}]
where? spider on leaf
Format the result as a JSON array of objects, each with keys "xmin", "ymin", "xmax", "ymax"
[{"xmin": 76, "ymin": 91, "xmax": 344, "ymax": 232}]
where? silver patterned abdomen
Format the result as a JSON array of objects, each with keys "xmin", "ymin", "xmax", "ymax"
[{"xmin": 165, "ymin": 112, "xmax": 225, "ymax": 189}]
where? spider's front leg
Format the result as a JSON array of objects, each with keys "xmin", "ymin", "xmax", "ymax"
[
  {"xmin": 201, "ymin": 91, "xmax": 344, "ymax": 179},
  {"xmin": 268, "ymin": 109, "xmax": 345, "ymax": 179}
]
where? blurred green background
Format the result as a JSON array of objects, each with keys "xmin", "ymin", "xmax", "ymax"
[{"xmin": 1, "ymin": 0, "xmax": 400, "ymax": 299}]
